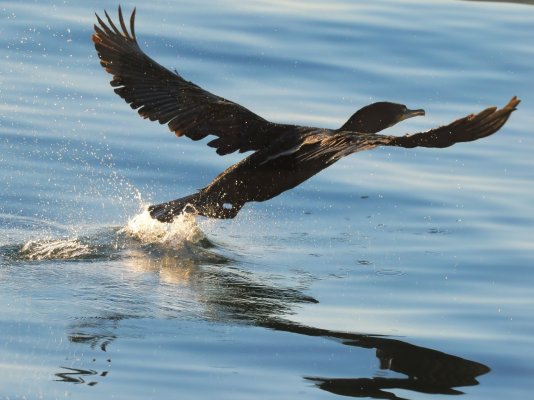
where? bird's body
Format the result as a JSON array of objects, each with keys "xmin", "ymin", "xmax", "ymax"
[
  {"xmin": 93, "ymin": 8, "xmax": 519, "ymax": 222},
  {"xmin": 160, "ymin": 128, "xmax": 395, "ymax": 219}
]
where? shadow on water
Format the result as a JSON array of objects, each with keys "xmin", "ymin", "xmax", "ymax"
[{"xmin": 33, "ymin": 224, "xmax": 490, "ymax": 399}]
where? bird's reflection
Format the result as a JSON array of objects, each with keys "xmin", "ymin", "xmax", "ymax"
[
  {"xmin": 58, "ymin": 238, "xmax": 489, "ymax": 398},
  {"xmin": 311, "ymin": 339, "xmax": 487, "ymax": 398},
  {"xmin": 260, "ymin": 319, "xmax": 488, "ymax": 398}
]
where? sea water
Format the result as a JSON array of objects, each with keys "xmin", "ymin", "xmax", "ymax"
[{"xmin": 1, "ymin": 1, "xmax": 533, "ymax": 399}]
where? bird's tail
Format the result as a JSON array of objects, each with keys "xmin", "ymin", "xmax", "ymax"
[{"xmin": 148, "ymin": 192, "xmax": 242, "ymax": 222}]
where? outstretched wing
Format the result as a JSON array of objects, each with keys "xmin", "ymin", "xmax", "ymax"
[
  {"xmin": 389, "ymin": 97, "xmax": 520, "ymax": 149},
  {"xmin": 92, "ymin": 7, "xmax": 287, "ymax": 155},
  {"xmin": 286, "ymin": 97, "xmax": 519, "ymax": 164}
]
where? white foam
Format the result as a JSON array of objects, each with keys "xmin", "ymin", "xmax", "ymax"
[
  {"xmin": 120, "ymin": 208, "xmax": 206, "ymax": 248},
  {"xmin": 20, "ymin": 238, "xmax": 93, "ymax": 260}
]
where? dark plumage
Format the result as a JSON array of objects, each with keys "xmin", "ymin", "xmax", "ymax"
[{"xmin": 93, "ymin": 7, "xmax": 520, "ymax": 222}]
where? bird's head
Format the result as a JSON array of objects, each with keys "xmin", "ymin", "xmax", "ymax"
[{"xmin": 338, "ymin": 102, "xmax": 425, "ymax": 133}]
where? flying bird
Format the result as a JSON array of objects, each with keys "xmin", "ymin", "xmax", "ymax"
[{"xmin": 92, "ymin": 7, "xmax": 519, "ymax": 222}]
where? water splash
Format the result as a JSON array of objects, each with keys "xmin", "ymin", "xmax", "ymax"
[
  {"xmin": 20, "ymin": 238, "xmax": 93, "ymax": 260},
  {"xmin": 120, "ymin": 208, "xmax": 206, "ymax": 248},
  {"xmin": 12, "ymin": 208, "xmax": 209, "ymax": 261}
]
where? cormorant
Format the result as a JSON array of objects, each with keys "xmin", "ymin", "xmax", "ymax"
[{"xmin": 93, "ymin": 8, "xmax": 520, "ymax": 222}]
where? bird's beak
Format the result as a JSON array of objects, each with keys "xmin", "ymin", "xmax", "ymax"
[{"xmin": 402, "ymin": 108, "xmax": 425, "ymax": 120}]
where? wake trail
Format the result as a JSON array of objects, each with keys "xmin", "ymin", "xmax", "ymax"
[{"xmin": 11, "ymin": 207, "xmax": 211, "ymax": 262}]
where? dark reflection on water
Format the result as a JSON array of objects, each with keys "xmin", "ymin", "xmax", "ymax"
[
  {"xmin": 304, "ymin": 335, "xmax": 488, "ymax": 398},
  {"xmin": 54, "ymin": 236, "xmax": 489, "ymax": 399},
  {"xmin": 263, "ymin": 321, "xmax": 488, "ymax": 398},
  {"xmin": 55, "ymin": 367, "xmax": 105, "ymax": 386},
  {"xmin": 68, "ymin": 316, "xmax": 120, "ymax": 352}
]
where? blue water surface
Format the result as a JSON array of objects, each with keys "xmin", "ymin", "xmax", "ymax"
[{"xmin": 1, "ymin": 1, "xmax": 533, "ymax": 399}]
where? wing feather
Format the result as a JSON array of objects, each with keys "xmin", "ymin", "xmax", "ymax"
[
  {"xmin": 289, "ymin": 97, "xmax": 519, "ymax": 163},
  {"xmin": 93, "ymin": 7, "xmax": 288, "ymax": 155},
  {"xmin": 389, "ymin": 97, "xmax": 520, "ymax": 149}
]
